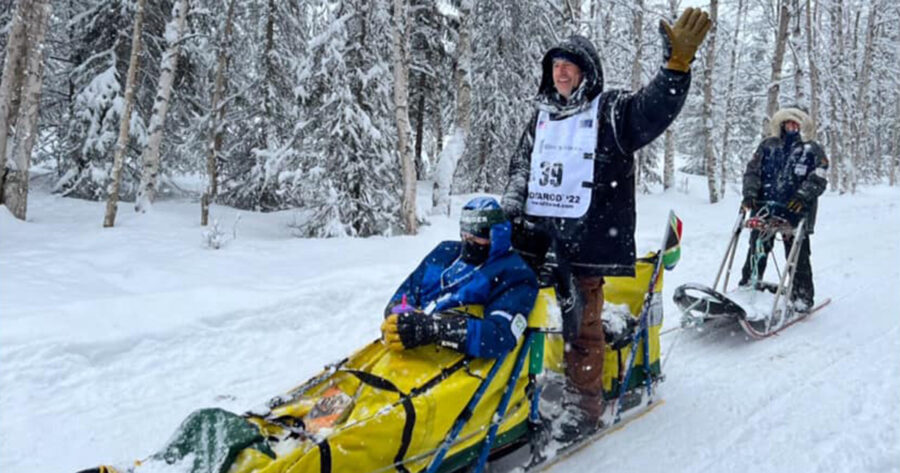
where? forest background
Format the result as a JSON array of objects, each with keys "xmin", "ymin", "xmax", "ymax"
[{"xmin": 1, "ymin": 0, "xmax": 898, "ymax": 235}]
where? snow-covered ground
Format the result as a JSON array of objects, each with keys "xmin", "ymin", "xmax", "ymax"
[{"xmin": 2, "ymin": 175, "xmax": 898, "ymax": 473}]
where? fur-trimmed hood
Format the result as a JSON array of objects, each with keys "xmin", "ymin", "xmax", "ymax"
[{"xmin": 769, "ymin": 107, "xmax": 816, "ymax": 141}]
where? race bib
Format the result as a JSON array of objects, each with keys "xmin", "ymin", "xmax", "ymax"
[{"xmin": 525, "ymin": 97, "xmax": 600, "ymax": 219}]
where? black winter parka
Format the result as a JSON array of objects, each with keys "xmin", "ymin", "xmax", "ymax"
[
  {"xmin": 742, "ymin": 107, "xmax": 828, "ymax": 233},
  {"xmin": 501, "ymin": 36, "xmax": 691, "ymax": 277}
]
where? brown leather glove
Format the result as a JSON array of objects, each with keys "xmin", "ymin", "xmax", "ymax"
[{"xmin": 659, "ymin": 7, "xmax": 713, "ymax": 72}]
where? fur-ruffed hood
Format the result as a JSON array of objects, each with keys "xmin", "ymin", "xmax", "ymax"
[{"xmin": 769, "ymin": 107, "xmax": 816, "ymax": 141}]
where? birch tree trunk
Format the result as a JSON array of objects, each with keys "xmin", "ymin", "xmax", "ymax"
[
  {"xmin": 135, "ymin": 0, "xmax": 189, "ymax": 213},
  {"xmin": 874, "ymin": 94, "xmax": 883, "ymax": 178},
  {"xmin": 393, "ymin": 0, "xmax": 418, "ymax": 235},
  {"xmin": 805, "ymin": 0, "xmax": 820, "ymax": 129},
  {"xmin": 702, "ymin": 0, "xmax": 719, "ymax": 203},
  {"xmin": 201, "ymin": 0, "xmax": 237, "ymax": 226},
  {"xmin": 827, "ymin": 0, "xmax": 844, "ymax": 191},
  {"xmin": 392, "ymin": 0, "xmax": 416, "ymax": 234},
  {"xmin": 432, "ymin": 93, "xmax": 443, "ymax": 164},
  {"xmin": 720, "ymin": 0, "xmax": 745, "ymax": 197},
  {"xmin": 567, "ymin": 0, "xmax": 583, "ymax": 33},
  {"xmin": 630, "ymin": 0, "xmax": 645, "ymax": 192},
  {"xmin": 103, "ymin": 0, "xmax": 146, "ymax": 227},
  {"xmin": 790, "ymin": 0, "xmax": 805, "ymax": 104},
  {"xmin": 432, "ymin": 0, "xmax": 471, "ymax": 215},
  {"xmin": 662, "ymin": 0, "xmax": 678, "ymax": 192},
  {"xmin": 849, "ymin": 2, "xmax": 879, "ymax": 194},
  {"xmin": 764, "ymin": 0, "xmax": 791, "ymax": 136},
  {"xmin": 0, "ymin": 0, "xmax": 51, "ymax": 220},
  {"xmin": 0, "ymin": 1, "xmax": 28, "ymax": 210},
  {"xmin": 263, "ymin": 0, "xmax": 275, "ymax": 148},
  {"xmin": 891, "ymin": 99, "xmax": 899, "ymax": 186},
  {"xmin": 664, "ymin": 129, "xmax": 675, "ymax": 190}
]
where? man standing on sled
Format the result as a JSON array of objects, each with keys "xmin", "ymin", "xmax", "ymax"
[
  {"xmin": 381, "ymin": 196, "xmax": 539, "ymax": 359},
  {"xmin": 739, "ymin": 106, "xmax": 828, "ymax": 312},
  {"xmin": 500, "ymin": 9, "xmax": 711, "ymax": 440}
]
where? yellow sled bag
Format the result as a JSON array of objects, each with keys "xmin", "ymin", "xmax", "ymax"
[
  {"xmin": 541, "ymin": 254, "xmax": 664, "ymax": 400},
  {"xmin": 130, "ymin": 303, "xmax": 553, "ymax": 473}
]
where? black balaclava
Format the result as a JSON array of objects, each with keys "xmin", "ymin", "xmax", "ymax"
[
  {"xmin": 461, "ymin": 241, "xmax": 490, "ymax": 265},
  {"xmin": 782, "ymin": 122, "xmax": 800, "ymax": 151}
]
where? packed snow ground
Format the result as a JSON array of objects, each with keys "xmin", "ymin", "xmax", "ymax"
[{"xmin": 1, "ymin": 175, "xmax": 898, "ymax": 473}]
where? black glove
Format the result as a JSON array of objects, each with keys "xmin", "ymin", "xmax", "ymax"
[
  {"xmin": 787, "ymin": 188, "xmax": 814, "ymax": 215},
  {"xmin": 381, "ymin": 313, "xmax": 468, "ymax": 352},
  {"xmin": 741, "ymin": 196, "xmax": 756, "ymax": 212}
]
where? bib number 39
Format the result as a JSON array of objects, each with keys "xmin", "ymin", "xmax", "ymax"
[{"xmin": 539, "ymin": 161, "xmax": 563, "ymax": 187}]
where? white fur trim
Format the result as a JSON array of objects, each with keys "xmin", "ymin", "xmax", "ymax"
[{"xmin": 769, "ymin": 107, "xmax": 816, "ymax": 141}]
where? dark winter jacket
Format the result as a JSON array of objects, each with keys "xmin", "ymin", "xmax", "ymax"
[
  {"xmin": 387, "ymin": 218, "xmax": 538, "ymax": 358},
  {"xmin": 743, "ymin": 107, "xmax": 828, "ymax": 233},
  {"xmin": 501, "ymin": 35, "xmax": 691, "ymax": 277}
]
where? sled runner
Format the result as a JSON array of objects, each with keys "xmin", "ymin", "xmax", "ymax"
[
  {"xmin": 79, "ymin": 214, "xmax": 682, "ymax": 473},
  {"xmin": 674, "ymin": 205, "xmax": 829, "ymax": 339}
]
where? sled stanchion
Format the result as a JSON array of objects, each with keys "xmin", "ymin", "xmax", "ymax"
[
  {"xmin": 615, "ymin": 210, "xmax": 671, "ymax": 421},
  {"xmin": 642, "ymin": 300, "xmax": 652, "ymax": 401},
  {"xmin": 616, "ymin": 311, "xmax": 651, "ymax": 422},
  {"xmin": 771, "ymin": 218, "xmax": 805, "ymax": 326},
  {"xmin": 426, "ymin": 352, "xmax": 509, "ymax": 473},
  {"xmin": 714, "ymin": 210, "xmax": 745, "ymax": 291},
  {"xmin": 473, "ymin": 332, "xmax": 533, "ymax": 473}
]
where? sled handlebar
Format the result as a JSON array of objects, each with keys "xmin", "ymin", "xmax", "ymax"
[{"xmin": 744, "ymin": 215, "xmax": 795, "ymax": 236}]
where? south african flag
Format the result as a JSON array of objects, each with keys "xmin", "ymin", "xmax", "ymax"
[{"xmin": 662, "ymin": 211, "xmax": 683, "ymax": 270}]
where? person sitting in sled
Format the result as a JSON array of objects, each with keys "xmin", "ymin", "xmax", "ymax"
[
  {"xmin": 738, "ymin": 105, "xmax": 828, "ymax": 311},
  {"xmin": 381, "ymin": 196, "xmax": 539, "ymax": 358}
]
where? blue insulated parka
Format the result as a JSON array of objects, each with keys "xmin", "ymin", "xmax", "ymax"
[{"xmin": 388, "ymin": 220, "xmax": 538, "ymax": 358}]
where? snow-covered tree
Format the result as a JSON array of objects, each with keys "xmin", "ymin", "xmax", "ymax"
[
  {"xmin": 453, "ymin": 0, "xmax": 557, "ymax": 194},
  {"xmin": 293, "ymin": 0, "xmax": 401, "ymax": 237}
]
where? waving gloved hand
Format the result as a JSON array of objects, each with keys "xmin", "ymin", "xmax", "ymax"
[{"xmin": 659, "ymin": 7, "xmax": 713, "ymax": 72}]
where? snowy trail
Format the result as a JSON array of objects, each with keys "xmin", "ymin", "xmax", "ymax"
[
  {"xmin": 551, "ymin": 188, "xmax": 900, "ymax": 473},
  {"xmin": 1, "ymin": 268, "xmax": 396, "ymax": 471},
  {"xmin": 2, "ymin": 184, "xmax": 898, "ymax": 473}
]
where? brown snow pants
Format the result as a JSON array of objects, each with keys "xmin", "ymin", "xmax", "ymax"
[{"xmin": 564, "ymin": 276, "xmax": 606, "ymax": 415}]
